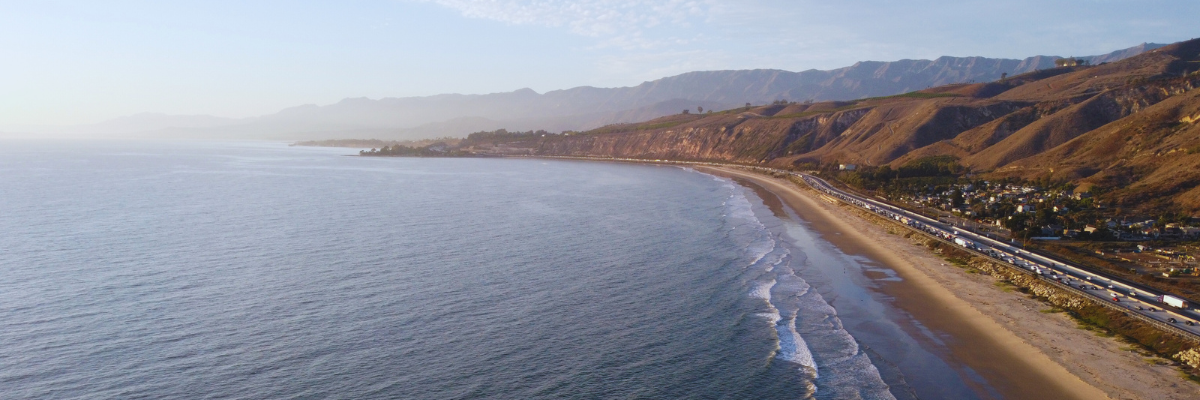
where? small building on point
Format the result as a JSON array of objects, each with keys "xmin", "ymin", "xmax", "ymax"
[{"xmin": 1055, "ymin": 57, "xmax": 1088, "ymax": 67}]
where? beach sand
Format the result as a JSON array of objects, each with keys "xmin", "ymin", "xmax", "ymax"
[{"xmin": 701, "ymin": 166, "xmax": 1200, "ymax": 400}]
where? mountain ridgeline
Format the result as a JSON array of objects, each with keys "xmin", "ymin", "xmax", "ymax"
[
  {"xmin": 46, "ymin": 43, "xmax": 1164, "ymax": 140},
  {"xmin": 239, "ymin": 43, "xmax": 1162, "ymax": 139},
  {"xmin": 449, "ymin": 39, "xmax": 1200, "ymax": 212}
]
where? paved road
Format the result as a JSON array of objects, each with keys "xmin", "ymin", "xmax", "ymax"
[
  {"xmin": 536, "ymin": 155, "xmax": 1200, "ymax": 338},
  {"xmin": 797, "ymin": 173, "xmax": 1200, "ymax": 338}
]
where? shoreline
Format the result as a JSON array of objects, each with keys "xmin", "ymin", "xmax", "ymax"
[{"xmin": 700, "ymin": 166, "xmax": 1200, "ymax": 400}]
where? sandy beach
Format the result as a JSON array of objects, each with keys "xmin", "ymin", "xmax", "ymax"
[{"xmin": 701, "ymin": 166, "xmax": 1200, "ymax": 400}]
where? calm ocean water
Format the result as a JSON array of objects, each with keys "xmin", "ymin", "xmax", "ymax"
[{"xmin": 0, "ymin": 140, "xmax": 899, "ymax": 399}]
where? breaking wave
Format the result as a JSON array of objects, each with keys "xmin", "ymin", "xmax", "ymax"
[{"xmin": 701, "ymin": 171, "xmax": 895, "ymax": 400}]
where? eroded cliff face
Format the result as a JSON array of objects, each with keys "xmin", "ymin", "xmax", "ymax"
[{"xmin": 532, "ymin": 109, "xmax": 875, "ymax": 163}]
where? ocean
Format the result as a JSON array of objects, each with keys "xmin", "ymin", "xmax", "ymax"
[{"xmin": 1, "ymin": 140, "xmax": 970, "ymax": 399}]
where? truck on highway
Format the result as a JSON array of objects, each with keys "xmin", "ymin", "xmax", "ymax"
[
  {"xmin": 953, "ymin": 237, "xmax": 973, "ymax": 248},
  {"xmin": 1160, "ymin": 295, "xmax": 1189, "ymax": 309}
]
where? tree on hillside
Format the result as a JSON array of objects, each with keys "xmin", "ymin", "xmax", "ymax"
[{"xmin": 950, "ymin": 189, "xmax": 964, "ymax": 208}]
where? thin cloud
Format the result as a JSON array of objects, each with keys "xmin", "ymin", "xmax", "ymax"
[{"xmin": 420, "ymin": 0, "xmax": 711, "ymax": 40}]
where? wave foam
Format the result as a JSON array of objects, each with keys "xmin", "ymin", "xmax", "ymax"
[
  {"xmin": 778, "ymin": 316, "xmax": 819, "ymax": 377},
  {"xmin": 749, "ymin": 279, "xmax": 776, "ymax": 301},
  {"xmin": 697, "ymin": 170, "xmax": 893, "ymax": 399}
]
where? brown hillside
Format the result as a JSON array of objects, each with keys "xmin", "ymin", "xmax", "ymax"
[
  {"xmin": 893, "ymin": 103, "xmax": 1048, "ymax": 165},
  {"xmin": 923, "ymin": 82, "xmax": 1012, "ymax": 98},
  {"xmin": 1003, "ymin": 88, "xmax": 1200, "ymax": 210},
  {"xmin": 968, "ymin": 89, "xmax": 1148, "ymax": 170},
  {"xmin": 462, "ymin": 38, "xmax": 1200, "ymax": 211},
  {"xmin": 798, "ymin": 99, "xmax": 1026, "ymax": 165}
]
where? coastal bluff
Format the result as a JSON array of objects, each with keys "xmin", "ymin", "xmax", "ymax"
[{"xmin": 439, "ymin": 38, "xmax": 1200, "ymax": 213}]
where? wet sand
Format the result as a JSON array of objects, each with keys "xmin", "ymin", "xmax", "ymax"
[{"xmin": 699, "ymin": 166, "xmax": 1177, "ymax": 400}]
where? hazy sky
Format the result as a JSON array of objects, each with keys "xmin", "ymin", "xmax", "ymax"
[{"xmin": 2, "ymin": 0, "xmax": 1196, "ymax": 126}]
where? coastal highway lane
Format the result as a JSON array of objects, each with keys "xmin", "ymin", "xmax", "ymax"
[
  {"xmin": 794, "ymin": 172, "xmax": 1200, "ymax": 338},
  {"xmin": 532, "ymin": 155, "xmax": 1200, "ymax": 337}
]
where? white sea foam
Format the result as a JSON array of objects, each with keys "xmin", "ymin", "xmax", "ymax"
[
  {"xmin": 778, "ymin": 315, "xmax": 819, "ymax": 377},
  {"xmin": 695, "ymin": 170, "xmax": 893, "ymax": 399},
  {"xmin": 749, "ymin": 279, "xmax": 776, "ymax": 301},
  {"xmin": 755, "ymin": 312, "xmax": 781, "ymax": 325},
  {"xmin": 728, "ymin": 182, "xmax": 894, "ymax": 399},
  {"xmin": 722, "ymin": 182, "xmax": 775, "ymax": 267}
]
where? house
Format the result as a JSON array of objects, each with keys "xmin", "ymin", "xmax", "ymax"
[
  {"xmin": 1084, "ymin": 225, "xmax": 1099, "ymax": 234},
  {"xmin": 1041, "ymin": 224, "xmax": 1064, "ymax": 236},
  {"xmin": 1055, "ymin": 57, "xmax": 1088, "ymax": 67},
  {"xmin": 1017, "ymin": 204, "xmax": 1036, "ymax": 213},
  {"xmin": 1130, "ymin": 219, "xmax": 1156, "ymax": 229}
]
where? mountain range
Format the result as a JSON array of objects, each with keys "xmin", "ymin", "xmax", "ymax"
[
  {"xmin": 17, "ymin": 43, "xmax": 1165, "ymax": 140},
  {"xmin": 454, "ymin": 39, "xmax": 1200, "ymax": 212}
]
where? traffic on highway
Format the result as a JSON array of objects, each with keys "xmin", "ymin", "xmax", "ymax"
[
  {"xmin": 540, "ymin": 155, "xmax": 1200, "ymax": 338},
  {"xmin": 797, "ymin": 172, "xmax": 1200, "ymax": 338}
]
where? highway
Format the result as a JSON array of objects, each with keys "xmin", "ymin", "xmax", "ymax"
[
  {"xmin": 796, "ymin": 172, "xmax": 1200, "ymax": 338},
  {"xmin": 535, "ymin": 154, "xmax": 1200, "ymax": 338}
]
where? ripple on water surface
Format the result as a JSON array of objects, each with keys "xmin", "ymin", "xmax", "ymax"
[{"xmin": 2, "ymin": 141, "xmax": 886, "ymax": 399}]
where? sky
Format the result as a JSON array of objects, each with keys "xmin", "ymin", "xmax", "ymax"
[{"xmin": 1, "ymin": 0, "xmax": 1196, "ymax": 127}]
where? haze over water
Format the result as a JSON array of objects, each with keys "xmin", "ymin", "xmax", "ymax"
[{"xmin": 0, "ymin": 140, "xmax": 983, "ymax": 399}]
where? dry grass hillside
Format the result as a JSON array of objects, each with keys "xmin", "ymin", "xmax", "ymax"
[{"xmin": 460, "ymin": 38, "xmax": 1200, "ymax": 212}]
